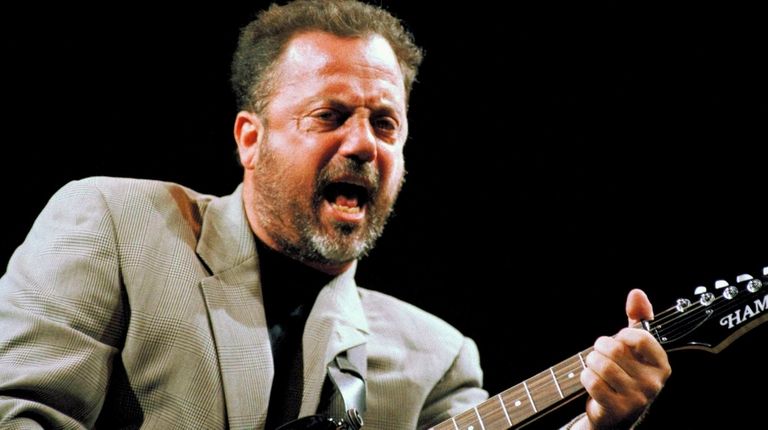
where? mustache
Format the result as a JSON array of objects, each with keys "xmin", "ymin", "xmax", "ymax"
[{"xmin": 315, "ymin": 159, "xmax": 380, "ymax": 198}]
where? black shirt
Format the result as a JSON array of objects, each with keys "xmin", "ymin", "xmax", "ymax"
[{"xmin": 257, "ymin": 238, "xmax": 332, "ymax": 430}]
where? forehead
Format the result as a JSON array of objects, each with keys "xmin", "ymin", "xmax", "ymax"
[{"xmin": 273, "ymin": 31, "xmax": 406, "ymax": 100}]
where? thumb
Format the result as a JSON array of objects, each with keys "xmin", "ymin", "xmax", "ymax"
[{"xmin": 626, "ymin": 288, "xmax": 654, "ymax": 327}]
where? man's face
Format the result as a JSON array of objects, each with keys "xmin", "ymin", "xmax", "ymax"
[{"xmin": 239, "ymin": 31, "xmax": 408, "ymax": 273}]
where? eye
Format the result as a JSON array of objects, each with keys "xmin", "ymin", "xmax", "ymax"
[
  {"xmin": 299, "ymin": 108, "xmax": 347, "ymax": 132},
  {"xmin": 312, "ymin": 109, "xmax": 344, "ymax": 124},
  {"xmin": 372, "ymin": 116, "xmax": 398, "ymax": 133}
]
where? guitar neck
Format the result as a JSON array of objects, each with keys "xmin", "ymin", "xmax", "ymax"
[
  {"xmin": 430, "ymin": 267, "xmax": 768, "ymax": 430},
  {"xmin": 430, "ymin": 347, "xmax": 593, "ymax": 430}
]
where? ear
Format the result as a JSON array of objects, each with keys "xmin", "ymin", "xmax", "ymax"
[{"xmin": 234, "ymin": 110, "xmax": 265, "ymax": 169}]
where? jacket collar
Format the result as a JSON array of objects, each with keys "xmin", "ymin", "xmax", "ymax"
[{"xmin": 197, "ymin": 184, "xmax": 256, "ymax": 275}]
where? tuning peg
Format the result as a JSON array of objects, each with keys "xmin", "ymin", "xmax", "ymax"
[
  {"xmin": 676, "ymin": 298, "xmax": 692, "ymax": 312},
  {"xmin": 695, "ymin": 286, "xmax": 716, "ymax": 306},
  {"xmin": 716, "ymin": 279, "xmax": 739, "ymax": 300},
  {"xmin": 737, "ymin": 273, "xmax": 763, "ymax": 293}
]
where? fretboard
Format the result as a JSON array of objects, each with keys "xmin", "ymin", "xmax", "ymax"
[{"xmin": 430, "ymin": 347, "xmax": 593, "ymax": 430}]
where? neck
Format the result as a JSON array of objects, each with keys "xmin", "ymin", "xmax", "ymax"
[
  {"xmin": 255, "ymin": 237, "xmax": 334, "ymax": 298},
  {"xmin": 302, "ymin": 259, "xmax": 355, "ymax": 276}
]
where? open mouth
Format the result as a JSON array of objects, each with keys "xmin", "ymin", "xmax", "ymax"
[{"xmin": 322, "ymin": 182, "xmax": 371, "ymax": 215}]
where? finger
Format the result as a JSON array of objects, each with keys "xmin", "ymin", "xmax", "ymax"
[
  {"xmin": 581, "ymin": 368, "xmax": 626, "ymax": 426},
  {"xmin": 582, "ymin": 373, "xmax": 611, "ymax": 424},
  {"xmin": 614, "ymin": 327, "xmax": 670, "ymax": 369},
  {"xmin": 626, "ymin": 288, "xmax": 654, "ymax": 326},
  {"xmin": 582, "ymin": 364, "xmax": 649, "ymax": 428},
  {"xmin": 585, "ymin": 347, "xmax": 633, "ymax": 394},
  {"xmin": 593, "ymin": 335, "xmax": 643, "ymax": 379}
]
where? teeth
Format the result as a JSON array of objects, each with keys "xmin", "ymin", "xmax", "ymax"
[{"xmin": 331, "ymin": 202, "xmax": 361, "ymax": 214}]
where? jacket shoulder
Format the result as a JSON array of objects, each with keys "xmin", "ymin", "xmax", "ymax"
[
  {"xmin": 63, "ymin": 176, "xmax": 215, "ymax": 226},
  {"xmin": 358, "ymin": 287, "xmax": 465, "ymax": 355},
  {"xmin": 66, "ymin": 176, "xmax": 214, "ymax": 204}
]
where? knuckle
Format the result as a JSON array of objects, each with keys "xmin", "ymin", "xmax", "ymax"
[
  {"xmin": 647, "ymin": 378, "xmax": 664, "ymax": 397},
  {"xmin": 581, "ymin": 368, "xmax": 598, "ymax": 391},
  {"xmin": 596, "ymin": 337, "xmax": 624, "ymax": 359},
  {"xmin": 586, "ymin": 351, "xmax": 608, "ymax": 376},
  {"xmin": 636, "ymin": 331, "xmax": 656, "ymax": 348},
  {"xmin": 588, "ymin": 352, "xmax": 621, "ymax": 380}
]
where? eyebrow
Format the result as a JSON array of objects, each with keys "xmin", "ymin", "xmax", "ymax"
[{"xmin": 317, "ymin": 98, "xmax": 402, "ymax": 118}]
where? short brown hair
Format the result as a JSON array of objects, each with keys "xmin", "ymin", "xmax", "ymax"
[{"xmin": 231, "ymin": 0, "xmax": 423, "ymax": 114}]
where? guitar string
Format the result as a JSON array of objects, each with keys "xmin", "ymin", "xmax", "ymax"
[
  {"xmin": 655, "ymin": 286, "xmax": 760, "ymax": 330},
  {"xmin": 497, "ymin": 299, "xmax": 717, "ymax": 423},
  {"xmin": 517, "ymin": 286, "xmax": 762, "ymax": 406},
  {"xmin": 450, "ymin": 280, "xmax": 765, "ymax": 427},
  {"xmin": 644, "ymin": 290, "xmax": 761, "ymax": 343},
  {"xmin": 464, "ymin": 290, "xmax": 754, "ymax": 427},
  {"xmin": 498, "ymin": 347, "xmax": 594, "ymax": 423},
  {"xmin": 487, "ymin": 290, "xmax": 760, "ymax": 427},
  {"xmin": 650, "ymin": 298, "xmax": 737, "ymax": 337},
  {"xmin": 488, "ymin": 293, "xmax": 751, "ymax": 427},
  {"xmin": 634, "ymin": 275, "xmax": 764, "ymax": 332},
  {"xmin": 637, "ymin": 277, "xmax": 764, "ymax": 332}
]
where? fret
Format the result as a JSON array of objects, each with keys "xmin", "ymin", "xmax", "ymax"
[
  {"xmin": 552, "ymin": 362, "xmax": 583, "ymax": 398},
  {"xmin": 475, "ymin": 396, "xmax": 512, "ymax": 430},
  {"xmin": 499, "ymin": 384, "xmax": 535, "ymax": 425},
  {"xmin": 430, "ymin": 418, "xmax": 456, "ymax": 430},
  {"xmin": 552, "ymin": 349, "xmax": 591, "ymax": 398},
  {"xmin": 497, "ymin": 394, "xmax": 512, "ymax": 426},
  {"xmin": 453, "ymin": 408, "xmax": 483, "ymax": 430},
  {"xmin": 474, "ymin": 407, "xmax": 486, "ymax": 430},
  {"xmin": 550, "ymin": 367, "xmax": 564, "ymax": 398},
  {"xmin": 526, "ymin": 369, "xmax": 562, "ymax": 411},
  {"xmin": 522, "ymin": 381, "xmax": 537, "ymax": 412}
]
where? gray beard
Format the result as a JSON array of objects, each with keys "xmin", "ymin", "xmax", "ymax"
[{"xmin": 253, "ymin": 141, "xmax": 402, "ymax": 267}]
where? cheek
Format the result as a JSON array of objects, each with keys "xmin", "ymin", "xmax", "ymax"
[
  {"xmin": 379, "ymin": 152, "xmax": 405, "ymax": 192},
  {"xmin": 269, "ymin": 146, "xmax": 321, "ymax": 186},
  {"xmin": 283, "ymin": 164, "xmax": 317, "ymax": 193}
]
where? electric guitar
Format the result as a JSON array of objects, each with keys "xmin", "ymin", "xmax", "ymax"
[
  {"xmin": 428, "ymin": 267, "xmax": 768, "ymax": 430},
  {"xmin": 279, "ymin": 266, "xmax": 768, "ymax": 429}
]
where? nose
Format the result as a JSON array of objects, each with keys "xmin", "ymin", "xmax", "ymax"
[{"xmin": 338, "ymin": 115, "xmax": 377, "ymax": 163}]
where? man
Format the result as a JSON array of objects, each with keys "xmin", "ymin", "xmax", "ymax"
[{"xmin": 0, "ymin": 0, "xmax": 670, "ymax": 428}]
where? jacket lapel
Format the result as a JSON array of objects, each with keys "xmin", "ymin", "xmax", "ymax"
[
  {"xmin": 299, "ymin": 263, "xmax": 369, "ymax": 416},
  {"xmin": 197, "ymin": 185, "xmax": 274, "ymax": 429},
  {"xmin": 195, "ymin": 184, "xmax": 370, "ymax": 423}
]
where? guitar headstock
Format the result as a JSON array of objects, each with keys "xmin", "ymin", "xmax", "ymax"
[{"xmin": 648, "ymin": 266, "xmax": 768, "ymax": 353}]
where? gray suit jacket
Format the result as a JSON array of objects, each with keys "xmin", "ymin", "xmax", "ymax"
[{"xmin": 0, "ymin": 177, "xmax": 487, "ymax": 429}]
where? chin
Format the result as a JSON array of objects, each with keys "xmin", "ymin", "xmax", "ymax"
[{"xmin": 310, "ymin": 234, "xmax": 370, "ymax": 263}]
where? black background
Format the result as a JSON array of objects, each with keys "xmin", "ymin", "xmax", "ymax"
[{"xmin": 2, "ymin": 2, "xmax": 766, "ymax": 428}]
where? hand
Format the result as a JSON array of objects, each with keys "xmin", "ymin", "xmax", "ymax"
[{"xmin": 574, "ymin": 289, "xmax": 672, "ymax": 430}]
